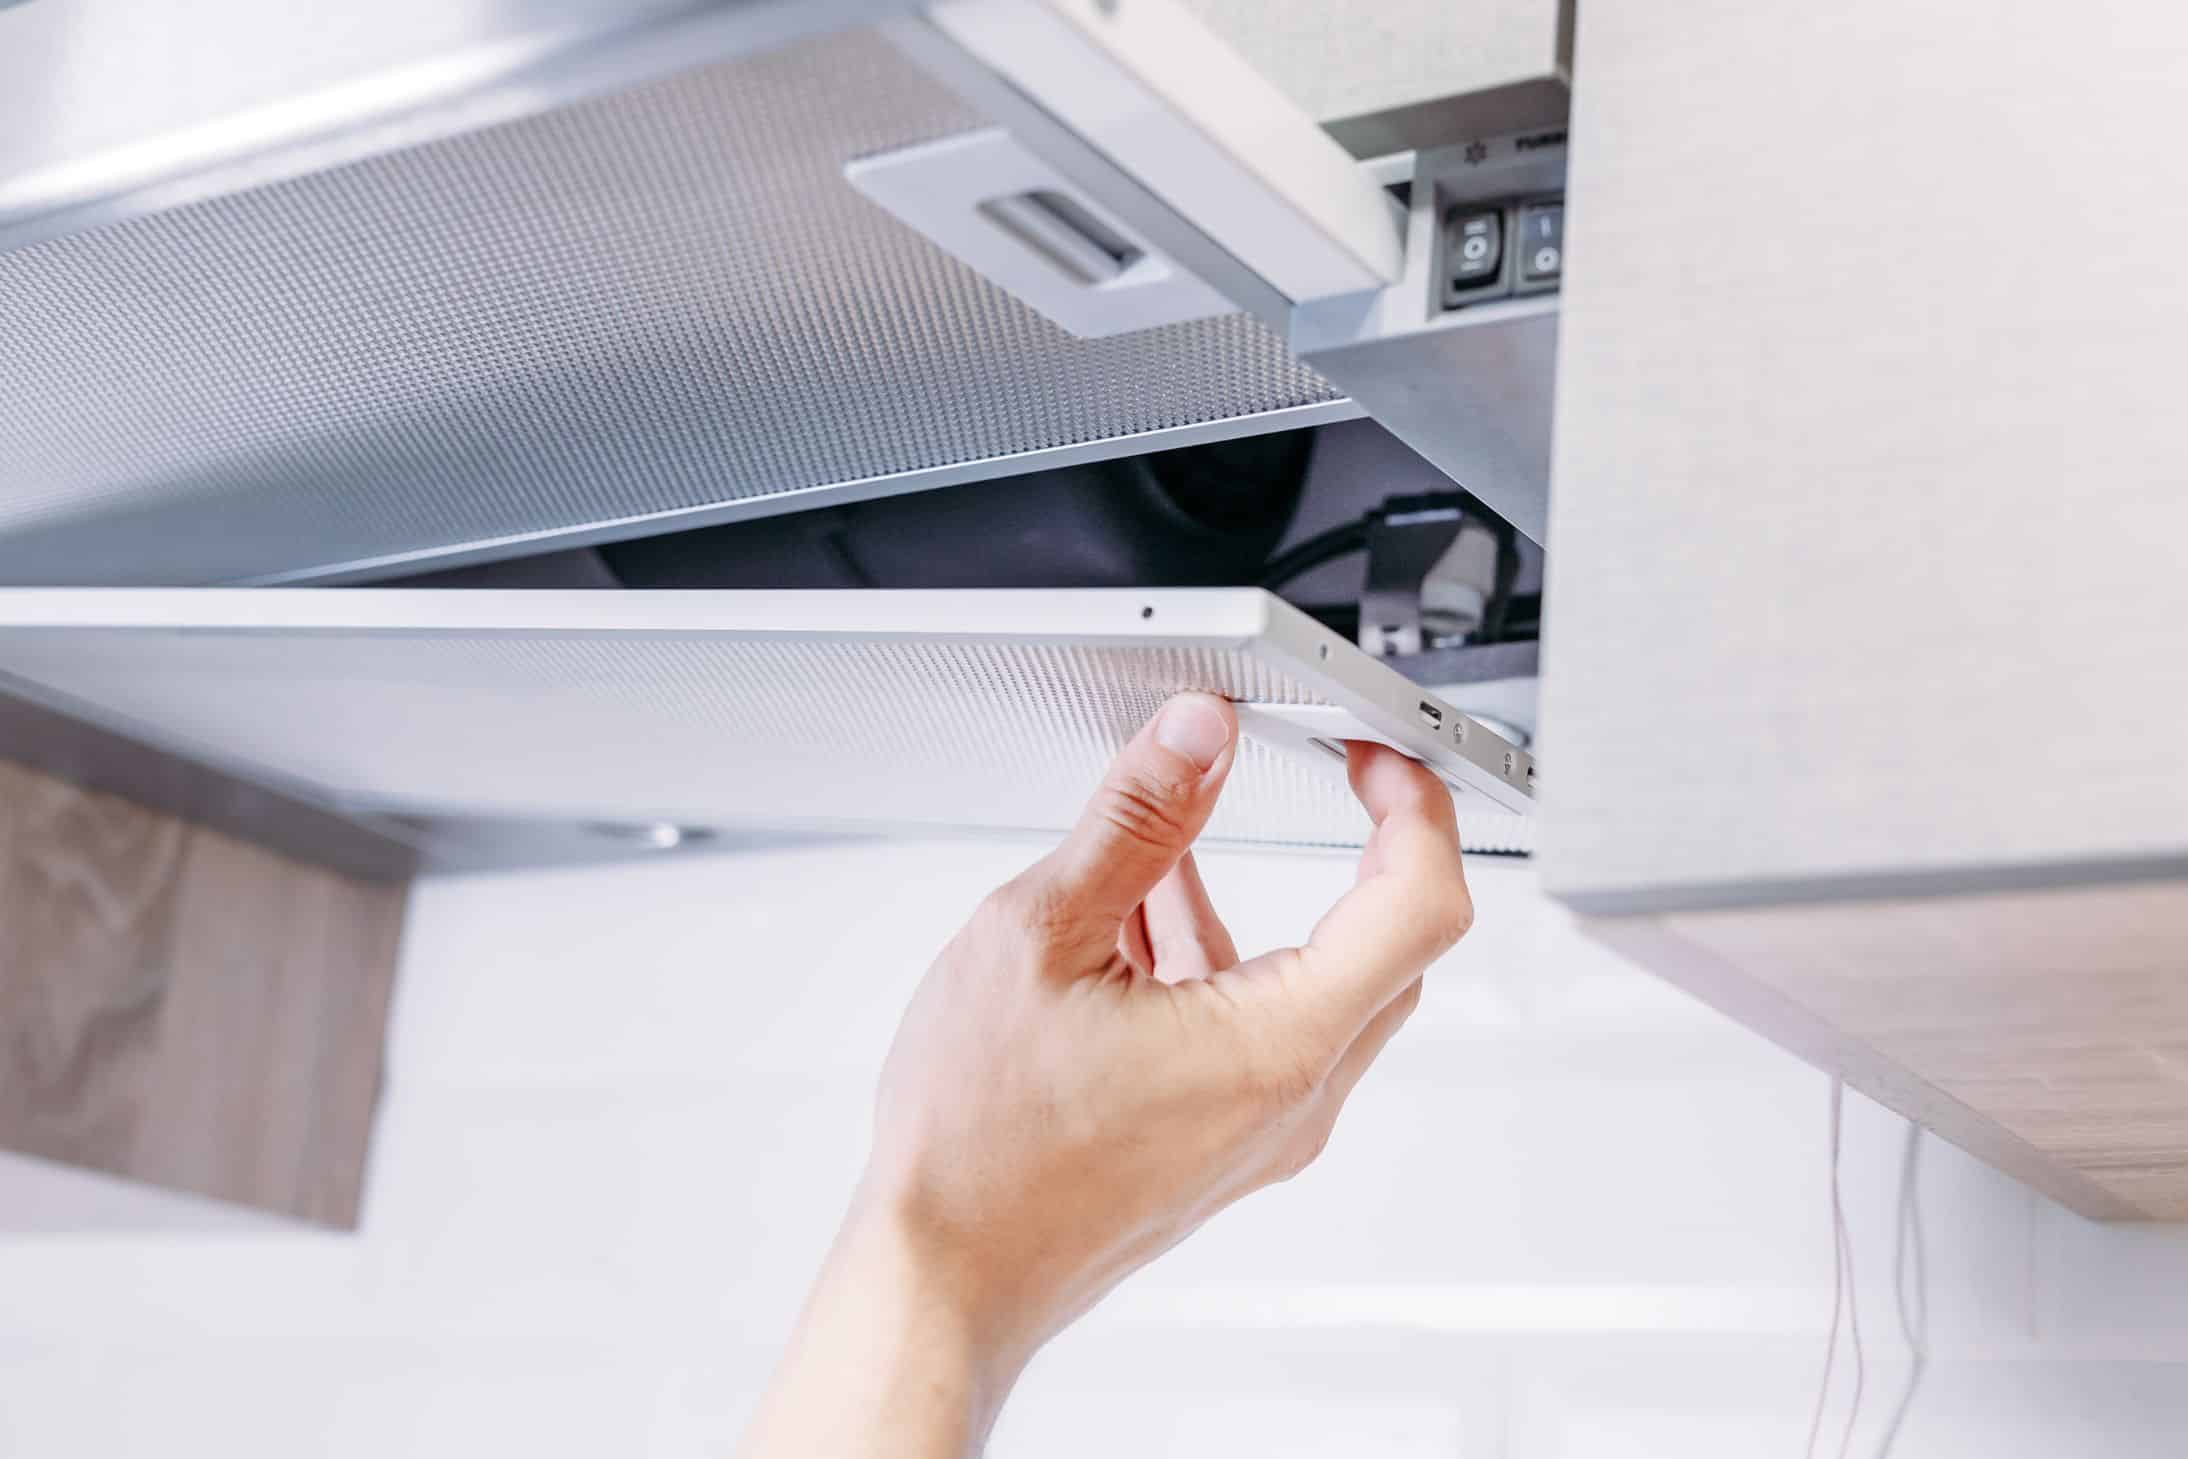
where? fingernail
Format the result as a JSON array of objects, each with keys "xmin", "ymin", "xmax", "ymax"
[{"xmin": 1155, "ymin": 695, "xmax": 1233, "ymax": 772}]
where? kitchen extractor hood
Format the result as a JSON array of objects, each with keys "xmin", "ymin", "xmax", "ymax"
[
  {"xmin": 0, "ymin": 26, "xmax": 1344, "ymax": 586},
  {"xmin": 0, "ymin": 0, "xmax": 1569, "ymax": 587}
]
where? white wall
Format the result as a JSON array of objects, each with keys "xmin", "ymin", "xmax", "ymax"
[{"xmin": 3, "ymin": 840, "xmax": 2186, "ymax": 1456}]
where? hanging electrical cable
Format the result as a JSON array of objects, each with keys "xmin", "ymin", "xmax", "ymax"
[
  {"xmin": 1257, "ymin": 518, "xmax": 1370, "ymax": 590},
  {"xmin": 1838, "ymin": 1119, "xmax": 1867, "ymax": 1459},
  {"xmin": 1874, "ymin": 1126, "xmax": 1929, "ymax": 1457},
  {"xmin": 1807, "ymin": 1078, "xmax": 1867, "ymax": 1459}
]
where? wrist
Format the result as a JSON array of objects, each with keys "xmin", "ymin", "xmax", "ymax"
[
  {"xmin": 743, "ymin": 1192, "xmax": 1023, "ymax": 1459},
  {"xmin": 831, "ymin": 1183, "xmax": 1036, "ymax": 1421}
]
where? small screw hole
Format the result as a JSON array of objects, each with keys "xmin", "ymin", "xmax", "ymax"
[
  {"xmin": 1317, "ymin": 642, "xmax": 1330, "ymax": 661},
  {"xmin": 1140, "ymin": 605, "xmax": 1154, "ymax": 619}
]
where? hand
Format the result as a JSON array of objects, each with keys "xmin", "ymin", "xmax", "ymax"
[{"xmin": 738, "ymin": 694, "xmax": 1474, "ymax": 1459}]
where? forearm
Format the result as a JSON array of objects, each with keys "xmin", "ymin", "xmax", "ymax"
[{"xmin": 737, "ymin": 1199, "xmax": 1017, "ymax": 1459}]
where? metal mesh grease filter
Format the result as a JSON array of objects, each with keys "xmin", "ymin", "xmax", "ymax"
[
  {"xmin": 0, "ymin": 625, "xmax": 1527, "ymax": 852},
  {"xmin": 0, "ymin": 28, "xmax": 1339, "ymax": 585}
]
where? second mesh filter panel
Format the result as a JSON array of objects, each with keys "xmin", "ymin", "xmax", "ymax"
[{"xmin": 0, "ymin": 588, "xmax": 1532, "ymax": 852}]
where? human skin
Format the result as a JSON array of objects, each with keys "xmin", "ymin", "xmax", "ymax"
[{"xmin": 736, "ymin": 692, "xmax": 1474, "ymax": 1458}]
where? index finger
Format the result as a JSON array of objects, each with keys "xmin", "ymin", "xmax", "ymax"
[{"xmin": 1220, "ymin": 743, "xmax": 1473, "ymax": 1051}]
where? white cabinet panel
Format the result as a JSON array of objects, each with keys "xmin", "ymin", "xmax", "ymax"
[{"xmin": 1540, "ymin": 0, "xmax": 2188, "ymax": 910}]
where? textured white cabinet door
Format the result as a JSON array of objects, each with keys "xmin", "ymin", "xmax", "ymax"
[{"xmin": 1540, "ymin": 0, "xmax": 2188, "ymax": 913}]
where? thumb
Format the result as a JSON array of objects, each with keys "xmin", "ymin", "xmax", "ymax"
[{"xmin": 1030, "ymin": 694, "xmax": 1238, "ymax": 939}]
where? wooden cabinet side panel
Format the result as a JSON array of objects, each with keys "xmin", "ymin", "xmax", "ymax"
[
  {"xmin": 1585, "ymin": 881, "xmax": 2188, "ymax": 1221},
  {"xmin": 0, "ymin": 760, "xmax": 407, "ymax": 1226}
]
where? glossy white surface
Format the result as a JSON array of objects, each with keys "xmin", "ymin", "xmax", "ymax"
[
  {"xmin": 0, "ymin": 0, "xmax": 810, "ymax": 234},
  {"xmin": 0, "ymin": 0, "xmax": 660, "ymax": 183},
  {"xmin": 925, "ymin": 0, "xmax": 1406, "ymax": 301},
  {"xmin": 1178, "ymin": 0, "xmax": 1563, "ymax": 124},
  {"xmin": 1, "ymin": 847, "xmax": 2185, "ymax": 1454}
]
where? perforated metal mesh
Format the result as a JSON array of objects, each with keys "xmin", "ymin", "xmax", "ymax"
[
  {"xmin": 0, "ymin": 623, "xmax": 1527, "ymax": 852},
  {"xmin": 0, "ymin": 28, "xmax": 1339, "ymax": 586}
]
